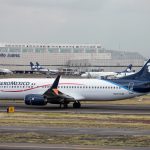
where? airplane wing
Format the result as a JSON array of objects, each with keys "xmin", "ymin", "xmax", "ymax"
[{"xmin": 43, "ymin": 75, "xmax": 75, "ymax": 103}]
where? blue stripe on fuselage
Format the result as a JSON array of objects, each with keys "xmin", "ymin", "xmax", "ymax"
[{"xmin": 97, "ymin": 78, "xmax": 132, "ymax": 92}]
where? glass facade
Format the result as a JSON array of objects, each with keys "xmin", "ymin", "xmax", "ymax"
[
  {"xmin": 48, "ymin": 48, "xmax": 59, "ymax": 53},
  {"xmin": 35, "ymin": 48, "xmax": 46, "ymax": 53},
  {"xmin": 22, "ymin": 48, "xmax": 33, "ymax": 53}
]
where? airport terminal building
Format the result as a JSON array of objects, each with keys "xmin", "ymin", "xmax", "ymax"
[{"xmin": 0, "ymin": 43, "xmax": 146, "ymax": 72}]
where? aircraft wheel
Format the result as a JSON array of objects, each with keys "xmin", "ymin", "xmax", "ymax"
[
  {"xmin": 63, "ymin": 103, "xmax": 68, "ymax": 108},
  {"xmin": 73, "ymin": 101, "xmax": 81, "ymax": 108}
]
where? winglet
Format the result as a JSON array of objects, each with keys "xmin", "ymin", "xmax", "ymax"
[
  {"xmin": 43, "ymin": 74, "xmax": 61, "ymax": 96},
  {"xmin": 50, "ymin": 74, "xmax": 61, "ymax": 89}
]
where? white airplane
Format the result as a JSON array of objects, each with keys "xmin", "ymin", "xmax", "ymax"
[
  {"xmin": 81, "ymin": 64, "xmax": 134, "ymax": 78},
  {"xmin": 0, "ymin": 68, "xmax": 13, "ymax": 75},
  {"xmin": 30, "ymin": 62, "xmax": 59, "ymax": 75},
  {"xmin": 0, "ymin": 59, "xmax": 150, "ymax": 108}
]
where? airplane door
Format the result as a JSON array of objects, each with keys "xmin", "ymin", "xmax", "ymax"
[{"xmin": 128, "ymin": 82, "xmax": 134, "ymax": 94}]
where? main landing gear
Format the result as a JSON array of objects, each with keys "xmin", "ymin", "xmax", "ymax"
[
  {"xmin": 73, "ymin": 101, "xmax": 81, "ymax": 108},
  {"xmin": 59, "ymin": 103, "xmax": 68, "ymax": 108},
  {"xmin": 59, "ymin": 101, "xmax": 81, "ymax": 108}
]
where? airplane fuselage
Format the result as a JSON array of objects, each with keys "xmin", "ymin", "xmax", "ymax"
[
  {"xmin": 81, "ymin": 72, "xmax": 117, "ymax": 78},
  {"xmin": 0, "ymin": 78, "xmax": 144, "ymax": 101}
]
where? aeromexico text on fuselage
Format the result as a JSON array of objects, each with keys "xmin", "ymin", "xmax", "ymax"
[{"xmin": 0, "ymin": 81, "xmax": 35, "ymax": 86}]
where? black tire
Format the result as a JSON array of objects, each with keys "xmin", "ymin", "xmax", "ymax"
[
  {"xmin": 73, "ymin": 101, "xmax": 81, "ymax": 108},
  {"xmin": 63, "ymin": 103, "xmax": 68, "ymax": 108}
]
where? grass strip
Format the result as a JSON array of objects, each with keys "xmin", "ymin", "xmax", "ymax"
[
  {"xmin": 0, "ymin": 112, "xmax": 150, "ymax": 129},
  {"xmin": 0, "ymin": 132, "xmax": 150, "ymax": 147}
]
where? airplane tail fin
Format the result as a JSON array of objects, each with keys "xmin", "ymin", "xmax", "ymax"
[
  {"xmin": 36, "ymin": 62, "xmax": 39, "ymax": 66},
  {"xmin": 44, "ymin": 74, "xmax": 61, "ymax": 96},
  {"xmin": 121, "ymin": 59, "xmax": 150, "ymax": 81},
  {"xmin": 36, "ymin": 62, "xmax": 41, "ymax": 69},
  {"xmin": 124, "ymin": 64, "xmax": 132, "ymax": 72},
  {"xmin": 30, "ymin": 62, "xmax": 35, "ymax": 70}
]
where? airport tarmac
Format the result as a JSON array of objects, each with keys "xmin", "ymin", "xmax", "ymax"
[
  {"xmin": 0, "ymin": 102, "xmax": 150, "ymax": 115},
  {"xmin": 1, "ymin": 126, "xmax": 150, "ymax": 136},
  {"xmin": 0, "ymin": 125, "xmax": 150, "ymax": 150},
  {"xmin": 0, "ymin": 102, "xmax": 150, "ymax": 150},
  {"xmin": 1, "ymin": 143, "xmax": 150, "ymax": 150}
]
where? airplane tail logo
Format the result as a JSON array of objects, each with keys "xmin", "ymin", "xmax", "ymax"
[
  {"xmin": 147, "ymin": 63, "xmax": 150, "ymax": 73},
  {"xmin": 139, "ymin": 60, "xmax": 150, "ymax": 80}
]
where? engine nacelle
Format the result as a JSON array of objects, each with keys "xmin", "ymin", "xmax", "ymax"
[{"xmin": 24, "ymin": 94, "xmax": 47, "ymax": 105}]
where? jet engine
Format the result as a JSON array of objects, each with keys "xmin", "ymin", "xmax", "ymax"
[{"xmin": 24, "ymin": 94, "xmax": 47, "ymax": 105}]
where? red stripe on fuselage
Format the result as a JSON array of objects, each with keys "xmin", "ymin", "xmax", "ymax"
[{"xmin": 0, "ymin": 83, "xmax": 85, "ymax": 92}]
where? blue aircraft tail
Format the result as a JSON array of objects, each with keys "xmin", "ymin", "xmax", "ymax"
[
  {"xmin": 36, "ymin": 62, "xmax": 42, "ymax": 69},
  {"xmin": 30, "ymin": 62, "xmax": 36, "ymax": 70},
  {"xmin": 121, "ymin": 59, "xmax": 150, "ymax": 81},
  {"xmin": 123, "ymin": 64, "xmax": 132, "ymax": 72},
  {"xmin": 36, "ymin": 62, "xmax": 40, "ymax": 66}
]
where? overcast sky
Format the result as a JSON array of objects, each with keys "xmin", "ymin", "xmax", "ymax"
[{"xmin": 0, "ymin": 0, "xmax": 149, "ymax": 58}]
